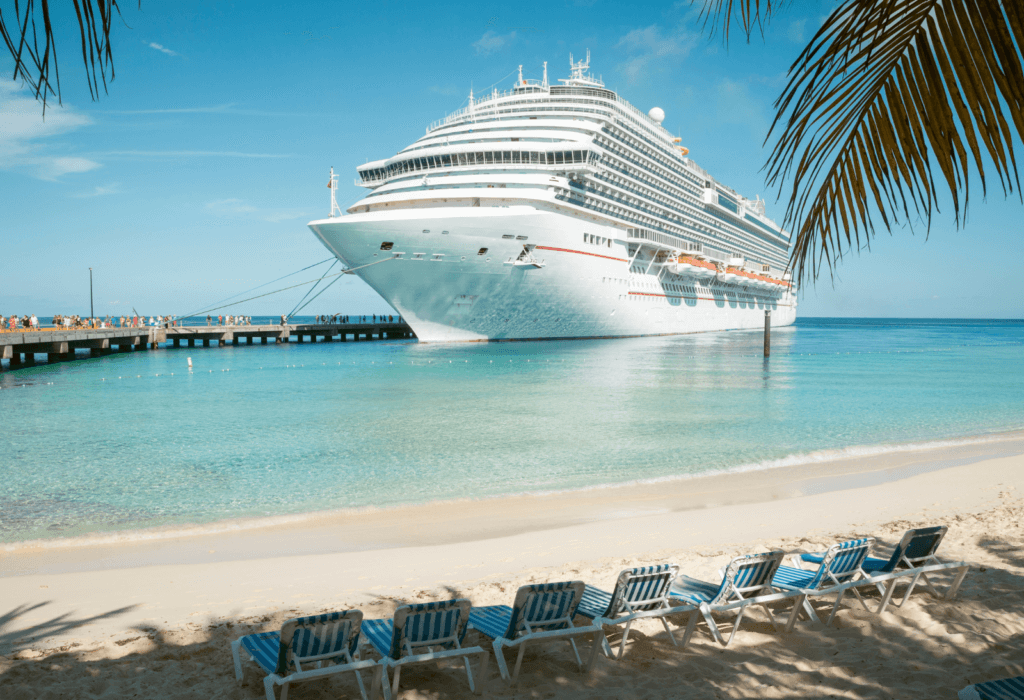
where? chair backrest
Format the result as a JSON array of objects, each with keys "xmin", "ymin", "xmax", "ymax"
[
  {"xmin": 811, "ymin": 538, "xmax": 875, "ymax": 589},
  {"xmin": 711, "ymin": 550, "xmax": 785, "ymax": 604},
  {"xmin": 276, "ymin": 610, "xmax": 363, "ymax": 675},
  {"xmin": 877, "ymin": 526, "xmax": 948, "ymax": 572},
  {"xmin": 389, "ymin": 597, "xmax": 473, "ymax": 659},
  {"xmin": 390, "ymin": 599, "xmax": 471, "ymax": 659},
  {"xmin": 604, "ymin": 564, "xmax": 680, "ymax": 617},
  {"xmin": 504, "ymin": 581, "xmax": 586, "ymax": 640}
]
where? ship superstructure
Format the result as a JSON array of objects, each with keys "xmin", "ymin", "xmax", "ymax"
[{"xmin": 309, "ymin": 53, "xmax": 796, "ymax": 342}]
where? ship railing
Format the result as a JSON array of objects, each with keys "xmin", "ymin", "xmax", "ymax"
[{"xmin": 354, "ymin": 154, "xmax": 602, "ymax": 188}]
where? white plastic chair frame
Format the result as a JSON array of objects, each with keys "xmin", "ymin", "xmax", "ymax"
[
  {"xmin": 231, "ymin": 612, "xmax": 381, "ymax": 700},
  {"xmin": 590, "ymin": 565, "xmax": 696, "ymax": 659},
  {"xmin": 785, "ymin": 538, "xmax": 874, "ymax": 628},
  {"xmin": 376, "ymin": 601, "xmax": 489, "ymax": 700},
  {"xmin": 677, "ymin": 551, "xmax": 791, "ymax": 647},
  {"xmin": 492, "ymin": 611, "xmax": 606, "ymax": 684}
]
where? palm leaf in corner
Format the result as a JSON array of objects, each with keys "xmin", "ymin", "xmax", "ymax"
[
  {"xmin": 766, "ymin": 0, "xmax": 1024, "ymax": 285},
  {"xmin": 696, "ymin": 0, "xmax": 1024, "ymax": 285}
]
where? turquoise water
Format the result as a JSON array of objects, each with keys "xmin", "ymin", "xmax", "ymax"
[{"xmin": 1, "ymin": 318, "xmax": 1022, "ymax": 545}]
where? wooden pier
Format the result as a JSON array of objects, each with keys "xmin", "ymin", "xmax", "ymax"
[{"xmin": 0, "ymin": 322, "xmax": 415, "ymax": 369}]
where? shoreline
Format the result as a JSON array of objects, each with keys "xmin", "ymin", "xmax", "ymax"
[{"xmin": 2, "ymin": 428, "xmax": 1023, "ymax": 578}]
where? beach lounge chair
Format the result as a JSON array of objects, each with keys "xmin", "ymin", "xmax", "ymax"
[
  {"xmin": 799, "ymin": 526, "xmax": 969, "ymax": 613},
  {"xmin": 468, "ymin": 580, "xmax": 606, "ymax": 684},
  {"xmin": 360, "ymin": 599, "xmax": 488, "ymax": 699},
  {"xmin": 960, "ymin": 676, "xmax": 1024, "ymax": 700},
  {"xmin": 772, "ymin": 537, "xmax": 874, "ymax": 627},
  {"xmin": 231, "ymin": 610, "xmax": 381, "ymax": 700},
  {"xmin": 668, "ymin": 550, "xmax": 792, "ymax": 647},
  {"xmin": 576, "ymin": 563, "xmax": 693, "ymax": 659}
]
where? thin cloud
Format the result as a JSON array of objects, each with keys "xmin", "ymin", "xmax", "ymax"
[
  {"xmin": 148, "ymin": 42, "xmax": 179, "ymax": 57},
  {"xmin": 473, "ymin": 30, "xmax": 515, "ymax": 56},
  {"xmin": 0, "ymin": 81, "xmax": 101, "ymax": 180},
  {"xmin": 616, "ymin": 25, "xmax": 696, "ymax": 84},
  {"xmin": 72, "ymin": 183, "xmax": 121, "ymax": 198}
]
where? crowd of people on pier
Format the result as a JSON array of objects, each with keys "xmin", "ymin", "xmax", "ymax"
[
  {"xmin": 2, "ymin": 312, "xmax": 405, "ymax": 332},
  {"xmin": 1, "ymin": 314, "xmax": 181, "ymax": 331},
  {"xmin": 206, "ymin": 315, "xmax": 254, "ymax": 326},
  {"xmin": 312, "ymin": 314, "xmax": 402, "ymax": 324}
]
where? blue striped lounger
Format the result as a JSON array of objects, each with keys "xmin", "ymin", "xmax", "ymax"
[
  {"xmin": 960, "ymin": 676, "xmax": 1024, "ymax": 700},
  {"xmin": 231, "ymin": 610, "xmax": 381, "ymax": 700},
  {"xmin": 361, "ymin": 598, "xmax": 489, "ymax": 699},
  {"xmin": 468, "ymin": 580, "xmax": 606, "ymax": 684}
]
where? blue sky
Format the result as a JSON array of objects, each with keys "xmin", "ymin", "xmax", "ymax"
[{"xmin": 1, "ymin": 0, "xmax": 1021, "ymax": 319}]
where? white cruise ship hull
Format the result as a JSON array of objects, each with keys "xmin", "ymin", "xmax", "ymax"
[{"xmin": 309, "ymin": 206, "xmax": 796, "ymax": 343}]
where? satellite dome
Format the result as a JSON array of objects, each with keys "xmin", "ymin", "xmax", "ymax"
[{"xmin": 648, "ymin": 107, "xmax": 665, "ymax": 124}]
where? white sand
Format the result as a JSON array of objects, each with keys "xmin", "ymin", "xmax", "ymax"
[{"xmin": 1, "ymin": 441, "xmax": 1023, "ymax": 698}]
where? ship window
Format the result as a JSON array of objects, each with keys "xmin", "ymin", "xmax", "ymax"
[
  {"xmin": 476, "ymin": 152, "xmax": 484, "ymax": 163},
  {"xmin": 555, "ymin": 152, "xmax": 564, "ymax": 165},
  {"xmin": 512, "ymin": 151, "xmax": 521, "ymax": 163},
  {"xmin": 574, "ymin": 150, "xmax": 582, "ymax": 162},
  {"xmin": 503, "ymin": 151, "xmax": 511, "ymax": 162},
  {"xmin": 380, "ymin": 242, "xmax": 394, "ymax": 251},
  {"xmin": 478, "ymin": 247, "xmax": 488, "ymax": 255},
  {"xmin": 502, "ymin": 234, "xmax": 514, "ymax": 239},
  {"xmin": 547, "ymin": 153, "xmax": 555, "ymax": 165},
  {"xmin": 516, "ymin": 235, "xmax": 528, "ymax": 240},
  {"xmin": 485, "ymin": 152, "xmax": 494, "ymax": 164}
]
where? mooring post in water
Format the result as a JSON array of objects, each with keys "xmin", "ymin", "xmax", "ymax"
[{"xmin": 764, "ymin": 310, "xmax": 771, "ymax": 357}]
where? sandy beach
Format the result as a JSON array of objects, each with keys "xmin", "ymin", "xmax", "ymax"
[{"xmin": 2, "ymin": 436, "xmax": 1023, "ymax": 698}]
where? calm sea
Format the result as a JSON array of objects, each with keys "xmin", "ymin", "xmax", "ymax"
[{"xmin": 1, "ymin": 317, "xmax": 1022, "ymax": 545}]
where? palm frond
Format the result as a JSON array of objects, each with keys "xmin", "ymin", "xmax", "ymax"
[
  {"xmin": 766, "ymin": 0, "xmax": 1024, "ymax": 285},
  {"xmin": 694, "ymin": 0, "xmax": 787, "ymax": 43},
  {"xmin": 0, "ymin": 0, "xmax": 126, "ymax": 115}
]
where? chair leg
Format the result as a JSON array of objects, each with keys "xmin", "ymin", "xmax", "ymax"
[
  {"xmin": 370, "ymin": 663, "xmax": 390, "ymax": 700},
  {"xmin": 785, "ymin": 594, "xmax": 807, "ymax": 632},
  {"xmin": 511, "ymin": 641, "xmax": 529, "ymax": 684},
  {"xmin": 702, "ymin": 607, "xmax": 725, "ymax": 646},
  {"xmin": 946, "ymin": 567, "xmax": 969, "ymax": 600},
  {"xmin": 391, "ymin": 664, "xmax": 402, "ymax": 698},
  {"xmin": 896, "ymin": 571, "xmax": 924, "ymax": 607},
  {"xmin": 660, "ymin": 615, "xmax": 678, "ymax": 646},
  {"xmin": 587, "ymin": 630, "xmax": 606, "ymax": 670},
  {"xmin": 760, "ymin": 603, "xmax": 781, "ymax": 633},
  {"xmin": 722, "ymin": 607, "xmax": 746, "ymax": 647},
  {"xmin": 681, "ymin": 610, "xmax": 701, "ymax": 647},
  {"xmin": 568, "ymin": 637, "xmax": 583, "ymax": 669},
  {"xmin": 231, "ymin": 639, "xmax": 245, "ymax": 683},
  {"xmin": 263, "ymin": 675, "xmax": 278, "ymax": 700},
  {"xmin": 492, "ymin": 639, "xmax": 511, "ymax": 682},
  {"xmin": 463, "ymin": 656, "xmax": 475, "ymax": 693},
  {"xmin": 617, "ymin": 620, "xmax": 634, "ymax": 660},
  {"xmin": 920, "ymin": 572, "xmax": 942, "ymax": 598},
  {"xmin": 352, "ymin": 667, "xmax": 369, "ymax": 700},
  {"xmin": 875, "ymin": 579, "xmax": 899, "ymax": 615},
  {"xmin": 825, "ymin": 589, "xmax": 846, "ymax": 627}
]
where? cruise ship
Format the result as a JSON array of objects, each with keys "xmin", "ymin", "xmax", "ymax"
[{"xmin": 308, "ymin": 53, "xmax": 796, "ymax": 342}]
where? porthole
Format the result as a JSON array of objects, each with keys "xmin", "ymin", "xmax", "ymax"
[
  {"xmin": 380, "ymin": 242, "xmax": 394, "ymax": 251},
  {"xmin": 478, "ymin": 248, "xmax": 488, "ymax": 255}
]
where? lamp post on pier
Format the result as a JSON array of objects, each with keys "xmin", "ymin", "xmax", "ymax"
[{"xmin": 89, "ymin": 268, "xmax": 94, "ymax": 319}]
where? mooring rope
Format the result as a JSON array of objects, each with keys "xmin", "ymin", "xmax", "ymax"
[
  {"xmin": 287, "ymin": 260, "xmax": 339, "ymax": 319},
  {"xmin": 177, "ymin": 256, "xmax": 395, "ymax": 321},
  {"xmin": 178, "ymin": 257, "xmax": 334, "ymax": 322}
]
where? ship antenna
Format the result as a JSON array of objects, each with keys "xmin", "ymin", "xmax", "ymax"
[
  {"xmin": 518, "ymin": 64, "xmax": 523, "ymax": 85},
  {"xmin": 542, "ymin": 61, "xmax": 548, "ymax": 88},
  {"xmin": 329, "ymin": 166, "xmax": 340, "ymax": 218}
]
